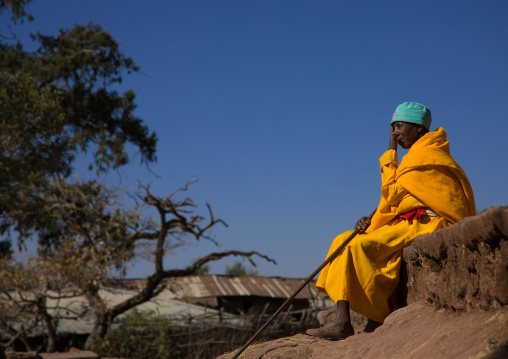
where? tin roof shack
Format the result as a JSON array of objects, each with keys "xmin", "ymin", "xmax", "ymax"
[
  {"xmin": 123, "ymin": 275, "xmax": 332, "ymax": 318},
  {"xmin": 1, "ymin": 276, "xmax": 331, "ymax": 355}
]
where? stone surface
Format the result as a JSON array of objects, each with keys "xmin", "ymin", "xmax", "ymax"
[
  {"xmin": 39, "ymin": 349, "xmax": 99, "ymax": 359},
  {"xmin": 219, "ymin": 302, "xmax": 508, "ymax": 359}
]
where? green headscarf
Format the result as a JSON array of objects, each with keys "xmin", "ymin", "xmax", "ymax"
[{"xmin": 391, "ymin": 102, "xmax": 432, "ymax": 130}]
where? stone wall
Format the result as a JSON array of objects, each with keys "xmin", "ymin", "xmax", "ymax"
[{"xmin": 399, "ymin": 205, "xmax": 508, "ymax": 311}]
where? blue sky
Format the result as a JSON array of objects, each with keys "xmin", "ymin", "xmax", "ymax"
[{"xmin": 3, "ymin": 0, "xmax": 508, "ymax": 278}]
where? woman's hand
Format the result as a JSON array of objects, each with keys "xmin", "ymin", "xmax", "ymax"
[
  {"xmin": 355, "ymin": 216, "xmax": 372, "ymax": 231},
  {"xmin": 388, "ymin": 125, "xmax": 398, "ymax": 151}
]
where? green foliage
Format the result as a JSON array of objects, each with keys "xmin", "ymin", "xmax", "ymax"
[
  {"xmin": 0, "ymin": 240, "xmax": 11, "ymax": 258},
  {"xmin": 0, "ymin": 72, "xmax": 69, "ymax": 182},
  {"xmin": 0, "ymin": 71, "xmax": 70, "ymax": 240},
  {"xmin": 192, "ymin": 258, "xmax": 210, "ymax": 274},
  {"xmin": 0, "ymin": 5, "xmax": 158, "ymax": 242},
  {"xmin": 225, "ymin": 260, "xmax": 259, "ymax": 276},
  {"xmin": 0, "ymin": 0, "xmax": 33, "ymax": 22},
  {"xmin": 32, "ymin": 23, "xmax": 157, "ymax": 172},
  {"xmin": 1, "ymin": 22, "xmax": 158, "ymax": 173},
  {"xmin": 93, "ymin": 309, "xmax": 180, "ymax": 359}
]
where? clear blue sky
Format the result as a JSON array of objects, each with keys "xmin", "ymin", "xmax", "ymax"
[{"xmin": 3, "ymin": 0, "xmax": 508, "ymax": 278}]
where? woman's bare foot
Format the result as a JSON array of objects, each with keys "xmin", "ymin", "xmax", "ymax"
[
  {"xmin": 306, "ymin": 300, "xmax": 355, "ymax": 340},
  {"xmin": 306, "ymin": 321, "xmax": 354, "ymax": 340}
]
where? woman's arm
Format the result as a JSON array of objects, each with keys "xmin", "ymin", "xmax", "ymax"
[{"xmin": 381, "ymin": 127, "xmax": 408, "ymax": 205}]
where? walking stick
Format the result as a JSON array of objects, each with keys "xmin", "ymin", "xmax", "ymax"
[{"xmin": 230, "ymin": 208, "xmax": 377, "ymax": 359}]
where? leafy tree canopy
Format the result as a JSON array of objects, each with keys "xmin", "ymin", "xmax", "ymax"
[
  {"xmin": 225, "ymin": 260, "xmax": 259, "ymax": 276},
  {"xmin": 0, "ymin": 71, "xmax": 69, "ymax": 250},
  {"xmin": 1, "ymin": 22, "xmax": 157, "ymax": 172},
  {"xmin": 0, "ymin": 0, "xmax": 33, "ymax": 22},
  {"xmin": 0, "ymin": 0, "xmax": 158, "ymax": 243}
]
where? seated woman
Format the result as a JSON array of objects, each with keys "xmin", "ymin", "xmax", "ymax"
[{"xmin": 307, "ymin": 102, "xmax": 476, "ymax": 339}]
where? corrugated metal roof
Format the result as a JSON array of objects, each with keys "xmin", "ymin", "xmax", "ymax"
[{"xmin": 124, "ymin": 275, "xmax": 328, "ymax": 301}]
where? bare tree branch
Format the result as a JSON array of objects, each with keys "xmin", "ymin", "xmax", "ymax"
[
  {"xmin": 3, "ymin": 178, "xmax": 277, "ymax": 350},
  {"xmin": 187, "ymin": 250, "xmax": 276, "ymax": 273},
  {"xmin": 108, "ymin": 250, "xmax": 276, "ymax": 319}
]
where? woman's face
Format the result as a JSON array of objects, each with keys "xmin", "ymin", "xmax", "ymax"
[{"xmin": 391, "ymin": 121, "xmax": 425, "ymax": 149}]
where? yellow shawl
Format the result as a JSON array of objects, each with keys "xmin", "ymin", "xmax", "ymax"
[{"xmin": 367, "ymin": 127, "xmax": 476, "ymax": 233}]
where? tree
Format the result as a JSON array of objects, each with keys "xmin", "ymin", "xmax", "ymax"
[
  {"xmin": 192, "ymin": 258, "xmax": 210, "ymax": 275},
  {"xmin": 0, "ymin": 255, "xmax": 86, "ymax": 352},
  {"xmin": 0, "ymin": 1, "xmax": 157, "ymax": 246},
  {"xmin": 0, "ymin": 0, "xmax": 33, "ymax": 23},
  {"xmin": 0, "ymin": 71, "xmax": 70, "ymax": 254},
  {"xmin": 0, "ymin": 1, "xmax": 277, "ymax": 351},
  {"xmin": 7, "ymin": 178, "xmax": 275, "ymax": 350},
  {"xmin": 225, "ymin": 260, "xmax": 259, "ymax": 276}
]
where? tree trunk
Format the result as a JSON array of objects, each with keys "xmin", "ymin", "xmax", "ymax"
[
  {"xmin": 84, "ymin": 312, "xmax": 109, "ymax": 350},
  {"xmin": 46, "ymin": 332, "xmax": 56, "ymax": 353},
  {"xmin": 37, "ymin": 295, "xmax": 57, "ymax": 352}
]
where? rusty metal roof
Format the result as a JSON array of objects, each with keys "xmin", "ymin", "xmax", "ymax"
[{"xmin": 123, "ymin": 275, "xmax": 327, "ymax": 301}]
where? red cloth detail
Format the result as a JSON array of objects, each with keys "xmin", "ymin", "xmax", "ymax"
[{"xmin": 398, "ymin": 208, "xmax": 427, "ymax": 224}]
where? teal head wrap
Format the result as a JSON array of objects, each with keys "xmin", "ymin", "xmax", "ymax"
[{"xmin": 391, "ymin": 102, "xmax": 432, "ymax": 130}]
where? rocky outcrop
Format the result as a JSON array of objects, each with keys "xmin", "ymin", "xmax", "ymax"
[
  {"xmin": 219, "ymin": 206, "xmax": 508, "ymax": 359},
  {"xmin": 219, "ymin": 303, "xmax": 508, "ymax": 358}
]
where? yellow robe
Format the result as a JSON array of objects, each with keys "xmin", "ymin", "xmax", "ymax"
[{"xmin": 316, "ymin": 127, "xmax": 475, "ymax": 323}]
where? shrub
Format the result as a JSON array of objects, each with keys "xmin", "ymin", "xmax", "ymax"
[{"xmin": 93, "ymin": 309, "xmax": 180, "ymax": 359}]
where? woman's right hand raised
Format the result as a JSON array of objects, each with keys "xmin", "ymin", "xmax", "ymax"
[{"xmin": 389, "ymin": 125, "xmax": 398, "ymax": 150}]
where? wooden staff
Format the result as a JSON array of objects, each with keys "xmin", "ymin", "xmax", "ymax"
[{"xmin": 230, "ymin": 208, "xmax": 377, "ymax": 359}]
